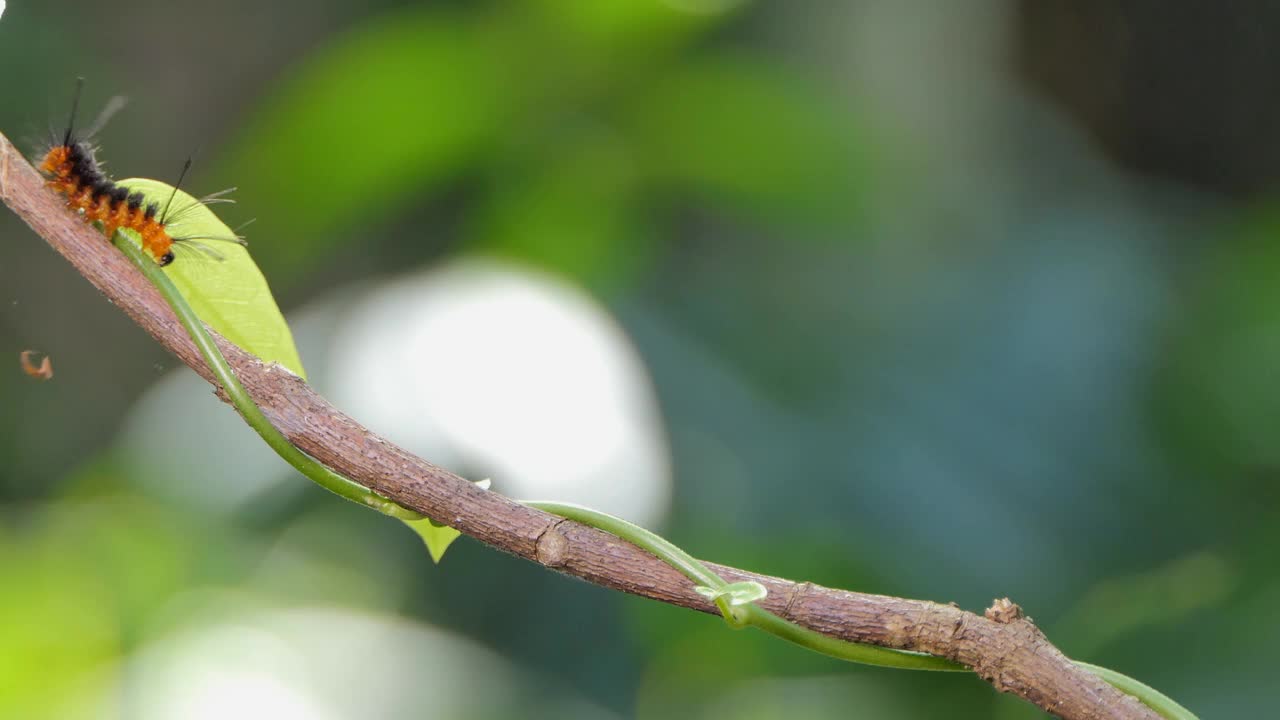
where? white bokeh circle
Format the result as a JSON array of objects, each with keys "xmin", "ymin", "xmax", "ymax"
[
  {"xmin": 125, "ymin": 604, "xmax": 618, "ymax": 720},
  {"xmin": 328, "ymin": 258, "xmax": 671, "ymax": 527}
]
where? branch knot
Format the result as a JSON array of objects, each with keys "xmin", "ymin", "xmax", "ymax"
[
  {"xmin": 985, "ymin": 597, "xmax": 1025, "ymax": 624},
  {"xmin": 534, "ymin": 517, "xmax": 571, "ymax": 568}
]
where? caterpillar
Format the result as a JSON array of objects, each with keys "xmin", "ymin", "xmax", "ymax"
[{"xmin": 37, "ymin": 81, "xmax": 244, "ymax": 266}]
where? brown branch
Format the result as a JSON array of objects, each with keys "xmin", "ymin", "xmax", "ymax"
[{"xmin": 1, "ymin": 132, "xmax": 1160, "ymax": 720}]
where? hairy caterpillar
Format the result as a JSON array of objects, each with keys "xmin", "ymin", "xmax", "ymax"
[{"xmin": 37, "ymin": 81, "xmax": 244, "ymax": 265}]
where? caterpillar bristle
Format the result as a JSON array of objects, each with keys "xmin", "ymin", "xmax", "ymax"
[
  {"xmin": 62, "ymin": 78, "xmax": 84, "ymax": 147},
  {"xmin": 37, "ymin": 80, "xmax": 243, "ymax": 267}
]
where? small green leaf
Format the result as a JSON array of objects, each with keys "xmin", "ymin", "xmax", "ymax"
[
  {"xmin": 114, "ymin": 178, "xmax": 306, "ymax": 379},
  {"xmin": 405, "ymin": 518, "xmax": 462, "ymax": 565},
  {"xmin": 403, "ymin": 479, "xmax": 491, "ymax": 563}
]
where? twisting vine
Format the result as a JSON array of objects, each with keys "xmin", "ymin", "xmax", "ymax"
[{"xmin": 109, "ymin": 228, "xmax": 1194, "ymax": 720}]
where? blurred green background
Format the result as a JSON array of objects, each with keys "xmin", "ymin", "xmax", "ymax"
[{"xmin": 1, "ymin": 1, "xmax": 1275, "ymax": 717}]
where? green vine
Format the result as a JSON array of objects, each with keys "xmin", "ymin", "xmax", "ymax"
[
  {"xmin": 524, "ymin": 500, "xmax": 960, "ymax": 671},
  {"xmin": 111, "ymin": 230, "xmax": 1197, "ymax": 720},
  {"xmin": 111, "ymin": 230, "xmax": 420, "ymax": 522}
]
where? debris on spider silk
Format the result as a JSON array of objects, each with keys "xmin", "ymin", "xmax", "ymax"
[{"xmin": 19, "ymin": 351, "xmax": 53, "ymax": 381}]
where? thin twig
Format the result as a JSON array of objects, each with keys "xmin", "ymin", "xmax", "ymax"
[{"xmin": 0, "ymin": 132, "xmax": 1164, "ymax": 720}]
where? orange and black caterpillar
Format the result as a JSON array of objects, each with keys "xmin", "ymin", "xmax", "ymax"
[{"xmin": 37, "ymin": 82, "xmax": 242, "ymax": 266}]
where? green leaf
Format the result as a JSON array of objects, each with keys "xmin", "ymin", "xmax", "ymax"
[
  {"xmin": 215, "ymin": 7, "xmax": 513, "ymax": 274},
  {"xmin": 403, "ymin": 479, "xmax": 491, "ymax": 563},
  {"xmin": 115, "ymin": 178, "xmax": 306, "ymax": 379},
  {"xmin": 630, "ymin": 55, "xmax": 870, "ymax": 222},
  {"xmin": 1160, "ymin": 207, "xmax": 1280, "ymax": 470},
  {"xmin": 1051, "ymin": 552, "xmax": 1234, "ymax": 657},
  {"xmin": 472, "ymin": 128, "xmax": 646, "ymax": 288},
  {"xmin": 0, "ymin": 531, "xmax": 117, "ymax": 719},
  {"xmin": 529, "ymin": 0, "xmax": 715, "ymax": 60}
]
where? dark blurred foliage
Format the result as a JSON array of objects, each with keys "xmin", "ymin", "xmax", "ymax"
[
  {"xmin": 1, "ymin": 1, "xmax": 1278, "ymax": 718},
  {"xmin": 1020, "ymin": 0, "xmax": 1280, "ymax": 196}
]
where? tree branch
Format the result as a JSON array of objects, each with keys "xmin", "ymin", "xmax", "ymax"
[{"xmin": 0, "ymin": 132, "xmax": 1162, "ymax": 720}]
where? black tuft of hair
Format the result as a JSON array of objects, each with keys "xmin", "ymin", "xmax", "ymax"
[
  {"xmin": 62, "ymin": 78, "xmax": 85, "ymax": 147},
  {"xmin": 69, "ymin": 143, "xmax": 108, "ymax": 188},
  {"xmin": 90, "ymin": 178, "xmax": 114, "ymax": 200},
  {"xmin": 127, "ymin": 192, "xmax": 144, "ymax": 211}
]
